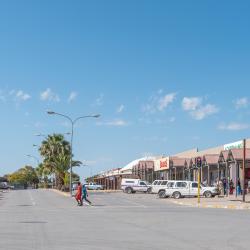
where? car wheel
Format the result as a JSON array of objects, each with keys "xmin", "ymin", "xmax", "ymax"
[
  {"xmin": 158, "ymin": 190, "xmax": 166, "ymax": 198},
  {"xmin": 204, "ymin": 191, "xmax": 212, "ymax": 198},
  {"xmin": 173, "ymin": 191, "xmax": 181, "ymax": 199},
  {"xmin": 126, "ymin": 187, "xmax": 133, "ymax": 194}
]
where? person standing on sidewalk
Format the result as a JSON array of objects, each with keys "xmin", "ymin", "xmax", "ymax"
[
  {"xmin": 229, "ymin": 179, "xmax": 234, "ymax": 195},
  {"xmin": 223, "ymin": 178, "xmax": 227, "ymax": 195},
  {"xmin": 219, "ymin": 179, "xmax": 224, "ymax": 196},
  {"xmin": 75, "ymin": 182, "xmax": 82, "ymax": 206},
  {"xmin": 237, "ymin": 178, "xmax": 242, "ymax": 195},
  {"xmin": 82, "ymin": 184, "xmax": 92, "ymax": 205}
]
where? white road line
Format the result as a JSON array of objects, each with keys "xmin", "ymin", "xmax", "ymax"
[{"xmin": 28, "ymin": 190, "xmax": 36, "ymax": 206}]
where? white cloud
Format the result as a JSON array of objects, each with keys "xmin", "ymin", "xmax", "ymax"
[
  {"xmin": 218, "ymin": 122, "xmax": 249, "ymax": 131},
  {"xmin": 68, "ymin": 91, "xmax": 77, "ymax": 103},
  {"xmin": 1, "ymin": 89, "xmax": 31, "ymax": 104},
  {"xmin": 158, "ymin": 93, "xmax": 176, "ymax": 111},
  {"xmin": 117, "ymin": 104, "xmax": 125, "ymax": 113},
  {"xmin": 94, "ymin": 93, "xmax": 104, "ymax": 106},
  {"xmin": 191, "ymin": 104, "xmax": 219, "ymax": 120},
  {"xmin": 182, "ymin": 97, "xmax": 219, "ymax": 120},
  {"xmin": 142, "ymin": 91, "xmax": 177, "ymax": 114},
  {"xmin": 97, "ymin": 119, "xmax": 129, "ymax": 127},
  {"xmin": 234, "ymin": 97, "xmax": 249, "ymax": 109},
  {"xmin": 40, "ymin": 88, "xmax": 60, "ymax": 102},
  {"xmin": 182, "ymin": 97, "xmax": 202, "ymax": 111},
  {"xmin": 16, "ymin": 90, "xmax": 31, "ymax": 101}
]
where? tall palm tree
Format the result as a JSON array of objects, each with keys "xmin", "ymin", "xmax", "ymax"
[{"xmin": 39, "ymin": 133, "xmax": 81, "ymax": 189}]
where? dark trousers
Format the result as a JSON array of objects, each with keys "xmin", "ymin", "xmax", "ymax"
[{"xmin": 82, "ymin": 195, "xmax": 91, "ymax": 204}]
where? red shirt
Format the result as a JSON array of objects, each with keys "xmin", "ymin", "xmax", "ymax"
[{"xmin": 75, "ymin": 185, "xmax": 82, "ymax": 200}]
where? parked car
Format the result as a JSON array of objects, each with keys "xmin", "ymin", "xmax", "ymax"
[
  {"xmin": 158, "ymin": 180, "xmax": 219, "ymax": 199},
  {"xmin": 0, "ymin": 182, "xmax": 9, "ymax": 190},
  {"xmin": 85, "ymin": 182, "xmax": 104, "ymax": 190},
  {"xmin": 121, "ymin": 179, "xmax": 151, "ymax": 194},
  {"xmin": 150, "ymin": 180, "xmax": 168, "ymax": 194}
]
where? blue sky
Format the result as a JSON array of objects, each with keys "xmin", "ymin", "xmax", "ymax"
[{"xmin": 0, "ymin": 0, "xmax": 249, "ymax": 179}]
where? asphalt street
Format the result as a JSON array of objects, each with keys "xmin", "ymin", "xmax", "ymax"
[{"xmin": 1, "ymin": 189, "xmax": 250, "ymax": 250}]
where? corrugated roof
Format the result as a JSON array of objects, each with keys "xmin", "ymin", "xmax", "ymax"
[
  {"xmin": 203, "ymin": 154, "xmax": 220, "ymax": 165},
  {"xmin": 229, "ymin": 148, "xmax": 250, "ymax": 160},
  {"xmin": 219, "ymin": 150, "xmax": 229, "ymax": 162},
  {"xmin": 120, "ymin": 156, "xmax": 158, "ymax": 172},
  {"xmin": 171, "ymin": 157, "xmax": 187, "ymax": 167}
]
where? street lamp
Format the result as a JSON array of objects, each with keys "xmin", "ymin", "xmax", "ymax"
[
  {"xmin": 47, "ymin": 111, "xmax": 100, "ymax": 195},
  {"xmin": 26, "ymin": 154, "xmax": 40, "ymax": 165}
]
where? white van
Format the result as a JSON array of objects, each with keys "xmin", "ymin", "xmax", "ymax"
[
  {"xmin": 158, "ymin": 181, "xmax": 219, "ymax": 199},
  {"xmin": 121, "ymin": 179, "xmax": 151, "ymax": 194},
  {"xmin": 150, "ymin": 180, "xmax": 168, "ymax": 194}
]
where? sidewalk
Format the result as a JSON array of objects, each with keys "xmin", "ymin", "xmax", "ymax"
[
  {"xmin": 51, "ymin": 188, "xmax": 121, "ymax": 197},
  {"xmin": 168, "ymin": 194, "xmax": 250, "ymax": 210}
]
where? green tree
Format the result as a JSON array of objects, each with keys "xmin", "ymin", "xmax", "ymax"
[
  {"xmin": 8, "ymin": 166, "xmax": 39, "ymax": 188},
  {"xmin": 39, "ymin": 133, "xmax": 82, "ymax": 190}
]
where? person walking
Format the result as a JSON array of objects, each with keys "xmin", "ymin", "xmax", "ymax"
[
  {"xmin": 82, "ymin": 184, "xmax": 92, "ymax": 205},
  {"xmin": 75, "ymin": 182, "xmax": 82, "ymax": 206},
  {"xmin": 219, "ymin": 179, "xmax": 224, "ymax": 196},
  {"xmin": 229, "ymin": 179, "xmax": 234, "ymax": 195},
  {"xmin": 223, "ymin": 178, "xmax": 227, "ymax": 195},
  {"xmin": 237, "ymin": 178, "xmax": 242, "ymax": 195}
]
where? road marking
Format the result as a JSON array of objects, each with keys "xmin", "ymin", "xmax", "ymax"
[{"xmin": 28, "ymin": 191, "xmax": 36, "ymax": 206}]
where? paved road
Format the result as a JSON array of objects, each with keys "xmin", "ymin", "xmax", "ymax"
[{"xmin": 1, "ymin": 189, "xmax": 250, "ymax": 250}]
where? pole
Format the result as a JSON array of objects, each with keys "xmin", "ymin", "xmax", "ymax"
[
  {"xmin": 235, "ymin": 161, "xmax": 238, "ymax": 198},
  {"xmin": 47, "ymin": 111, "xmax": 100, "ymax": 195},
  {"xmin": 198, "ymin": 168, "xmax": 200, "ymax": 204},
  {"xmin": 226, "ymin": 162, "xmax": 229, "ymax": 197},
  {"xmin": 70, "ymin": 121, "xmax": 74, "ymax": 196},
  {"xmin": 243, "ymin": 139, "xmax": 246, "ymax": 202}
]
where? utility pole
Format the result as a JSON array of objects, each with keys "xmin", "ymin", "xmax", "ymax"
[{"xmin": 243, "ymin": 139, "xmax": 246, "ymax": 202}]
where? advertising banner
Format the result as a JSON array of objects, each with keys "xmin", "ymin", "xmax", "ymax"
[
  {"xmin": 224, "ymin": 140, "xmax": 243, "ymax": 150},
  {"xmin": 154, "ymin": 157, "xmax": 169, "ymax": 171}
]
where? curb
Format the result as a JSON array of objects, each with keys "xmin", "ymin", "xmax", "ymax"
[
  {"xmin": 88, "ymin": 190, "xmax": 122, "ymax": 193},
  {"xmin": 50, "ymin": 189, "xmax": 71, "ymax": 197},
  {"xmin": 170, "ymin": 200, "xmax": 250, "ymax": 210},
  {"xmin": 50, "ymin": 189, "xmax": 121, "ymax": 197}
]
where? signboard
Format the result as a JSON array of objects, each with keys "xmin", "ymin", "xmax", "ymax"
[
  {"xmin": 154, "ymin": 157, "xmax": 169, "ymax": 171},
  {"xmin": 224, "ymin": 140, "xmax": 243, "ymax": 151}
]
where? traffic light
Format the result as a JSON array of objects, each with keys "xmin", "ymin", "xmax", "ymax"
[{"xmin": 196, "ymin": 157, "xmax": 202, "ymax": 168}]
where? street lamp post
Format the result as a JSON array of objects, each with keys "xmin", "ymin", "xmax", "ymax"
[{"xmin": 47, "ymin": 111, "xmax": 100, "ymax": 195}]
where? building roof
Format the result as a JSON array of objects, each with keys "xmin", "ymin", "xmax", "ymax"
[
  {"xmin": 120, "ymin": 156, "xmax": 157, "ymax": 173},
  {"xmin": 170, "ymin": 157, "xmax": 188, "ymax": 167},
  {"xmin": 228, "ymin": 148, "xmax": 250, "ymax": 161},
  {"xmin": 219, "ymin": 150, "xmax": 229, "ymax": 162},
  {"xmin": 203, "ymin": 154, "xmax": 220, "ymax": 165}
]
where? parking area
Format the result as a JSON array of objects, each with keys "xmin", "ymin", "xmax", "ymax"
[{"xmin": 1, "ymin": 190, "xmax": 250, "ymax": 250}]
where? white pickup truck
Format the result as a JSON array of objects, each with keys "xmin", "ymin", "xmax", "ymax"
[
  {"xmin": 150, "ymin": 180, "xmax": 168, "ymax": 194},
  {"xmin": 121, "ymin": 179, "xmax": 151, "ymax": 194},
  {"xmin": 158, "ymin": 180, "xmax": 219, "ymax": 199},
  {"xmin": 85, "ymin": 182, "xmax": 104, "ymax": 190}
]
